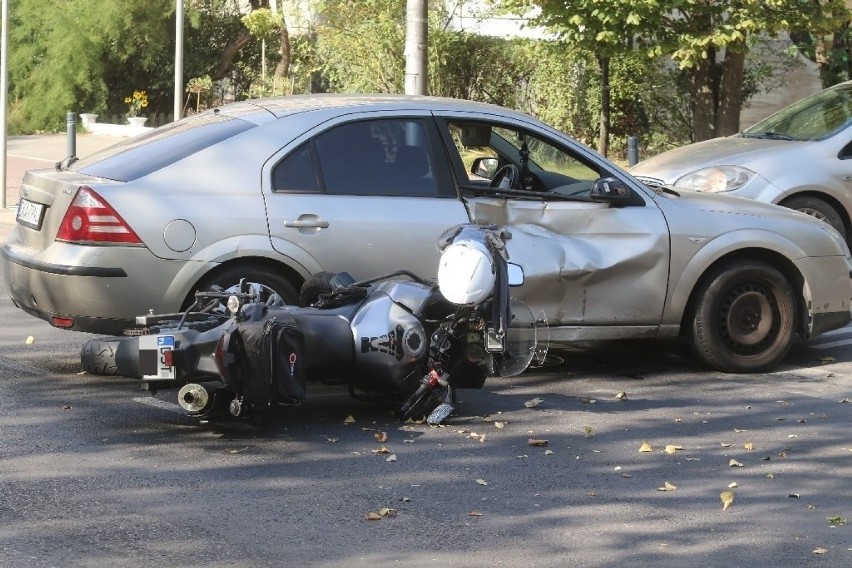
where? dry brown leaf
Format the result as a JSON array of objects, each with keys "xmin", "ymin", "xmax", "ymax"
[
  {"xmin": 665, "ymin": 445, "xmax": 683, "ymax": 454},
  {"xmin": 476, "ymin": 478, "xmax": 488, "ymax": 486},
  {"xmin": 729, "ymin": 459, "xmax": 743, "ymax": 467},
  {"xmin": 375, "ymin": 431, "xmax": 388, "ymax": 443},
  {"xmin": 813, "ymin": 548, "xmax": 828, "ymax": 555},
  {"xmin": 583, "ymin": 425, "xmax": 594, "ymax": 436},
  {"xmin": 366, "ymin": 511, "xmax": 382, "ymax": 521},
  {"xmin": 378, "ymin": 507, "xmax": 397, "ymax": 517},
  {"xmin": 343, "ymin": 415, "xmax": 356, "ymax": 424},
  {"xmin": 657, "ymin": 481, "xmax": 677, "ymax": 492},
  {"xmin": 528, "ymin": 439, "xmax": 549, "ymax": 447},
  {"xmin": 524, "ymin": 398, "xmax": 543, "ymax": 408},
  {"xmin": 494, "ymin": 421, "xmax": 506, "ymax": 429},
  {"xmin": 639, "ymin": 441, "xmax": 653, "ymax": 452},
  {"xmin": 25, "ymin": 336, "xmax": 35, "ymax": 345},
  {"xmin": 744, "ymin": 442, "xmax": 754, "ymax": 451},
  {"xmin": 728, "ymin": 482, "xmax": 738, "ymax": 489},
  {"xmin": 372, "ymin": 445, "xmax": 390, "ymax": 454},
  {"xmin": 544, "ymin": 449, "xmax": 554, "ymax": 455},
  {"xmin": 721, "ymin": 442, "xmax": 732, "ymax": 448},
  {"xmin": 615, "ymin": 391, "xmax": 627, "ymax": 400},
  {"xmin": 386, "ymin": 454, "xmax": 397, "ymax": 462},
  {"xmin": 720, "ymin": 490, "xmax": 735, "ymax": 511},
  {"xmin": 468, "ymin": 511, "xmax": 483, "ymax": 517}
]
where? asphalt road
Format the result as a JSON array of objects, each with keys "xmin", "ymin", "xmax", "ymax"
[
  {"xmin": 1, "ymin": 135, "xmax": 852, "ymax": 566},
  {"xmin": 1, "ymin": 270, "xmax": 852, "ymax": 566}
]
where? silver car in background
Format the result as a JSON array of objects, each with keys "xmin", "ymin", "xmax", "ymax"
[
  {"xmin": 2, "ymin": 94, "xmax": 851, "ymax": 373},
  {"xmin": 631, "ymin": 80, "xmax": 852, "ymax": 243}
]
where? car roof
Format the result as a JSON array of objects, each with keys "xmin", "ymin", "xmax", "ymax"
[{"xmin": 222, "ymin": 93, "xmax": 532, "ymax": 121}]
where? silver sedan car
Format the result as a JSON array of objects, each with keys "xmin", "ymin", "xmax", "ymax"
[
  {"xmin": 2, "ymin": 94, "xmax": 851, "ymax": 373},
  {"xmin": 631, "ymin": 80, "xmax": 852, "ymax": 244}
]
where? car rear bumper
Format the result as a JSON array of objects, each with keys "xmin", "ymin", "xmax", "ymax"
[{"xmin": 1, "ymin": 240, "xmax": 188, "ymax": 333}]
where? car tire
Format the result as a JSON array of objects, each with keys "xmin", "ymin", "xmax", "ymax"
[
  {"xmin": 193, "ymin": 264, "xmax": 299, "ymax": 307},
  {"xmin": 783, "ymin": 196, "xmax": 845, "ymax": 237},
  {"xmin": 690, "ymin": 261, "xmax": 797, "ymax": 373},
  {"xmin": 299, "ymin": 271, "xmax": 337, "ymax": 307},
  {"xmin": 81, "ymin": 337, "xmax": 122, "ymax": 376}
]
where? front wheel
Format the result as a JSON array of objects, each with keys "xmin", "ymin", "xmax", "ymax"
[
  {"xmin": 689, "ymin": 261, "xmax": 797, "ymax": 373},
  {"xmin": 783, "ymin": 196, "xmax": 845, "ymax": 239}
]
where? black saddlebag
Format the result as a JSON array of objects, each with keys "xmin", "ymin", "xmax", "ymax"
[{"xmin": 223, "ymin": 315, "xmax": 306, "ymax": 406}]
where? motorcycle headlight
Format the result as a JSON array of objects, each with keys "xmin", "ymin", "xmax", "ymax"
[
  {"xmin": 438, "ymin": 239, "xmax": 495, "ymax": 306},
  {"xmin": 673, "ymin": 166, "xmax": 755, "ymax": 193}
]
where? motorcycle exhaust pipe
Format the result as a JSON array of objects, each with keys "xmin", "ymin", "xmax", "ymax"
[{"xmin": 177, "ymin": 382, "xmax": 220, "ymax": 413}]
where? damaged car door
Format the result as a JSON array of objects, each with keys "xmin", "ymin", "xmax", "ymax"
[{"xmin": 437, "ymin": 116, "xmax": 671, "ymax": 340}]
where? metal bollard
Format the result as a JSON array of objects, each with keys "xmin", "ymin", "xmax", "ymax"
[
  {"xmin": 66, "ymin": 111, "xmax": 77, "ymax": 164},
  {"xmin": 627, "ymin": 136, "xmax": 639, "ymax": 167}
]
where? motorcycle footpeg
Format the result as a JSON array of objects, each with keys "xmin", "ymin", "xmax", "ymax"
[{"xmin": 426, "ymin": 403, "xmax": 454, "ymax": 425}]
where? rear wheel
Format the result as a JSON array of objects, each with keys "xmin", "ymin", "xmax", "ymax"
[
  {"xmin": 783, "ymin": 196, "xmax": 845, "ymax": 237},
  {"xmin": 191, "ymin": 264, "xmax": 299, "ymax": 309},
  {"xmin": 689, "ymin": 261, "xmax": 797, "ymax": 373},
  {"xmin": 81, "ymin": 337, "xmax": 122, "ymax": 376}
]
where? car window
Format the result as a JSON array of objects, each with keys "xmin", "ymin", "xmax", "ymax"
[
  {"xmin": 444, "ymin": 120, "xmax": 602, "ymax": 197},
  {"xmin": 271, "ymin": 142, "xmax": 320, "ymax": 193},
  {"xmin": 744, "ymin": 82, "xmax": 852, "ymax": 141},
  {"xmin": 71, "ymin": 113, "xmax": 256, "ymax": 182},
  {"xmin": 313, "ymin": 118, "xmax": 439, "ymax": 197}
]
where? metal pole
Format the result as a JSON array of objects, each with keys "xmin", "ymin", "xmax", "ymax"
[
  {"xmin": 1, "ymin": 0, "xmax": 9, "ymax": 209},
  {"xmin": 404, "ymin": 0, "xmax": 427, "ymax": 95},
  {"xmin": 627, "ymin": 135, "xmax": 639, "ymax": 167},
  {"xmin": 174, "ymin": 0, "xmax": 184, "ymax": 121},
  {"xmin": 66, "ymin": 112, "xmax": 77, "ymax": 163}
]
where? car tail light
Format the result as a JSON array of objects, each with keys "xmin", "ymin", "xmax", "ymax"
[
  {"xmin": 56, "ymin": 186, "xmax": 143, "ymax": 245},
  {"xmin": 51, "ymin": 316, "xmax": 74, "ymax": 328}
]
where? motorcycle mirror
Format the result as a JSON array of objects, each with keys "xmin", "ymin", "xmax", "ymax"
[{"xmin": 507, "ymin": 263, "xmax": 524, "ymax": 286}]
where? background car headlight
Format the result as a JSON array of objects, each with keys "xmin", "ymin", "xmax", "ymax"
[{"xmin": 673, "ymin": 166, "xmax": 756, "ymax": 193}]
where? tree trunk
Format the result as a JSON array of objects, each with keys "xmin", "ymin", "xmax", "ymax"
[
  {"xmin": 691, "ymin": 54, "xmax": 715, "ymax": 142},
  {"xmin": 273, "ymin": 18, "xmax": 291, "ymax": 78},
  {"xmin": 210, "ymin": 29, "xmax": 253, "ymax": 81},
  {"xmin": 597, "ymin": 55, "xmax": 610, "ymax": 157},
  {"xmin": 715, "ymin": 44, "xmax": 746, "ymax": 136}
]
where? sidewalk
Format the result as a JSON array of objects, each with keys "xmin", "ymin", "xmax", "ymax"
[{"xmin": 1, "ymin": 133, "xmax": 124, "ymax": 238}]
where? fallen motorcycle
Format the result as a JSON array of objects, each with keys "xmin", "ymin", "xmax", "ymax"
[{"xmin": 80, "ymin": 225, "xmax": 546, "ymax": 423}]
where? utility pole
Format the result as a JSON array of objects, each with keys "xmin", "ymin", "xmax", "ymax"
[
  {"xmin": 404, "ymin": 0, "xmax": 427, "ymax": 95},
  {"xmin": 1, "ymin": 0, "xmax": 9, "ymax": 209},
  {"xmin": 174, "ymin": 0, "xmax": 184, "ymax": 121}
]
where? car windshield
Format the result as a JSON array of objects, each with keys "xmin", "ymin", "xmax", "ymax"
[
  {"xmin": 71, "ymin": 113, "xmax": 256, "ymax": 182},
  {"xmin": 743, "ymin": 82, "xmax": 852, "ymax": 141}
]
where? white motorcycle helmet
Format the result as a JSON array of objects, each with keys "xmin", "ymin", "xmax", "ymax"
[{"xmin": 437, "ymin": 237, "xmax": 496, "ymax": 305}]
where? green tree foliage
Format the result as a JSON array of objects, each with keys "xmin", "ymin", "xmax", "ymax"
[{"xmin": 497, "ymin": 0, "xmax": 850, "ymax": 144}]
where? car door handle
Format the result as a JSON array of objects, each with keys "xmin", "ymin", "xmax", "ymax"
[{"xmin": 283, "ymin": 216, "xmax": 329, "ymax": 229}]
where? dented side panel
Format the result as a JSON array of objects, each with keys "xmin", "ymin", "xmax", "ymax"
[{"xmin": 468, "ymin": 197, "xmax": 670, "ymax": 327}]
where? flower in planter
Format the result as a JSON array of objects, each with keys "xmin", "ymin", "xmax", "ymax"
[{"xmin": 124, "ymin": 90, "xmax": 149, "ymax": 117}]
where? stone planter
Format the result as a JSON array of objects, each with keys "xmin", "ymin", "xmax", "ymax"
[
  {"xmin": 80, "ymin": 113, "xmax": 99, "ymax": 126},
  {"xmin": 127, "ymin": 116, "xmax": 148, "ymax": 127}
]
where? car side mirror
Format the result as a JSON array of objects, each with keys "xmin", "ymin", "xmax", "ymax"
[
  {"xmin": 590, "ymin": 177, "xmax": 632, "ymax": 204},
  {"xmin": 471, "ymin": 157, "xmax": 499, "ymax": 179},
  {"xmin": 507, "ymin": 263, "xmax": 524, "ymax": 286}
]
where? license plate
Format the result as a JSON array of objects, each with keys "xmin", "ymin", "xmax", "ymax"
[
  {"xmin": 139, "ymin": 335, "xmax": 175, "ymax": 380},
  {"xmin": 16, "ymin": 199, "xmax": 45, "ymax": 229}
]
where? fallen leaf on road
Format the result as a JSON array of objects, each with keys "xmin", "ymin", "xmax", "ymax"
[
  {"xmin": 728, "ymin": 482, "xmax": 738, "ymax": 489},
  {"xmin": 827, "ymin": 516, "xmax": 848, "ymax": 526},
  {"xmin": 343, "ymin": 415, "xmax": 356, "ymax": 424},
  {"xmin": 366, "ymin": 512, "xmax": 382, "ymax": 521},
  {"xmin": 744, "ymin": 442, "xmax": 753, "ymax": 451},
  {"xmin": 720, "ymin": 490, "xmax": 735, "ymax": 511},
  {"xmin": 729, "ymin": 459, "xmax": 743, "ymax": 467},
  {"xmin": 494, "ymin": 421, "xmax": 506, "ymax": 429},
  {"xmin": 25, "ymin": 336, "xmax": 35, "ymax": 345},
  {"xmin": 528, "ymin": 439, "xmax": 548, "ymax": 447},
  {"xmin": 524, "ymin": 398, "xmax": 543, "ymax": 408},
  {"xmin": 657, "ymin": 482, "xmax": 677, "ymax": 492},
  {"xmin": 476, "ymin": 479, "xmax": 488, "ymax": 486},
  {"xmin": 386, "ymin": 454, "xmax": 397, "ymax": 462},
  {"xmin": 665, "ymin": 445, "xmax": 683, "ymax": 454},
  {"xmin": 615, "ymin": 391, "xmax": 627, "ymax": 400},
  {"xmin": 372, "ymin": 445, "xmax": 390, "ymax": 454},
  {"xmin": 583, "ymin": 425, "xmax": 594, "ymax": 436},
  {"xmin": 813, "ymin": 548, "xmax": 828, "ymax": 555},
  {"xmin": 375, "ymin": 431, "xmax": 388, "ymax": 443},
  {"xmin": 544, "ymin": 449, "xmax": 554, "ymax": 455},
  {"xmin": 721, "ymin": 442, "xmax": 732, "ymax": 448},
  {"xmin": 468, "ymin": 511, "xmax": 483, "ymax": 517},
  {"xmin": 639, "ymin": 441, "xmax": 653, "ymax": 452}
]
